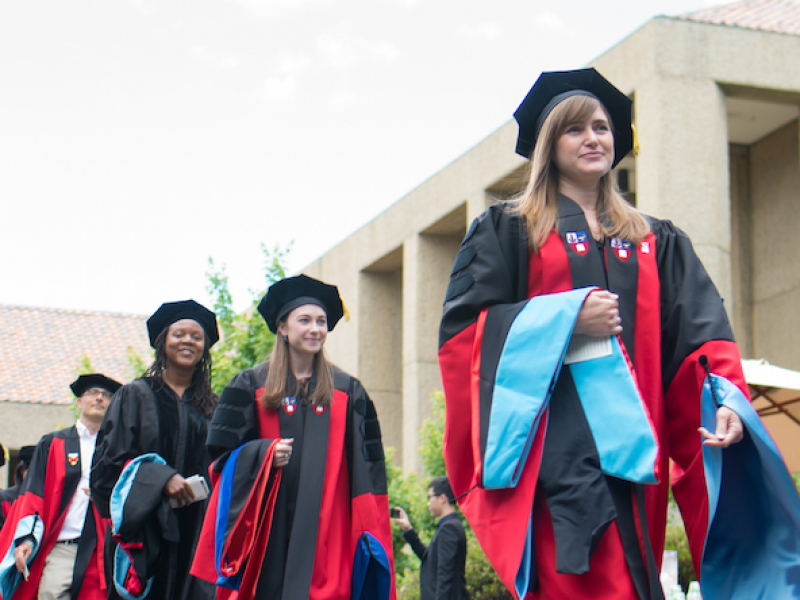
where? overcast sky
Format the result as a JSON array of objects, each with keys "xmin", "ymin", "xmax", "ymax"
[{"xmin": 1, "ymin": 0, "xmax": 720, "ymax": 315}]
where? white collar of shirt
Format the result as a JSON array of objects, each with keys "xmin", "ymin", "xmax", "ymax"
[
  {"xmin": 75, "ymin": 420, "xmax": 95, "ymax": 441},
  {"xmin": 58, "ymin": 420, "xmax": 98, "ymax": 540}
]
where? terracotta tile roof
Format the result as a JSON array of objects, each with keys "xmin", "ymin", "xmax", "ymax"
[
  {"xmin": 0, "ymin": 305, "xmax": 151, "ymax": 405},
  {"xmin": 676, "ymin": 0, "xmax": 800, "ymax": 35}
]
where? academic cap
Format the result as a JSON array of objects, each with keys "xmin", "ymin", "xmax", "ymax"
[
  {"xmin": 146, "ymin": 299, "xmax": 219, "ymax": 348},
  {"xmin": 513, "ymin": 67, "xmax": 635, "ymax": 168},
  {"xmin": 258, "ymin": 274, "xmax": 348, "ymax": 334},
  {"xmin": 70, "ymin": 373, "xmax": 123, "ymax": 397},
  {"xmin": 17, "ymin": 446, "xmax": 36, "ymax": 468}
]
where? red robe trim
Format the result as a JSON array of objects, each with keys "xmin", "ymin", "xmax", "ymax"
[
  {"xmin": 1, "ymin": 434, "xmax": 107, "ymax": 600},
  {"xmin": 439, "ymin": 201, "xmax": 746, "ymax": 599}
]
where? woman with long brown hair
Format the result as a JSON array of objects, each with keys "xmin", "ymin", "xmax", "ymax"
[
  {"xmin": 192, "ymin": 274, "xmax": 395, "ymax": 600},
  {"xmin": 91, "ymin": 300, "xmax": 219, "ymax": 600},
  {"xmin": 437, "ymin": 68, "xmax": 762, "ymax": 600}
]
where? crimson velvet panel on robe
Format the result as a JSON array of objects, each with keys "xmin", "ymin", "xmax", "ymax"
[{"xmin": 439, "ymin": 198, "xmax": 749, "ymax": 600}]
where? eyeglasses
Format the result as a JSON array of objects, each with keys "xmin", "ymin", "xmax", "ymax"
[{"xmin": 81, "ymin": 388, "xmax": 113, "ymax": 400}]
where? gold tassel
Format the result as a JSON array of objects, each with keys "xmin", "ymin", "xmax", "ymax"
[
  {"xmin": 341, "ymin": 297, "xmax": 351, "ymax": 322},
  {"xmin": 631, "ymin": 124, "xmax": 640, "ymax": 156}
]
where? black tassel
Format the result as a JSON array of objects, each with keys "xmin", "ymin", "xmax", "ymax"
[{"xmin": 699, "ymin": 355, "xmax": 720, "ymax": 407}]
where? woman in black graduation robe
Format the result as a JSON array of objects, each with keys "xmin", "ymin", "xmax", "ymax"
[
  {"xmin": 91, "ymin": 300, "xmax": 219, "ymax": 600},
  {"xmin": 438, "ymin": 69, "xmax": 749, "ymax": 600},
  {"xmin": 191, "ymin": 275, "xmax": 395, "ymax": 600}
]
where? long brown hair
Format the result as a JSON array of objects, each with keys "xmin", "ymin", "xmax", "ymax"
[
  {"xmin": 259, "ymin": 328, "xmax": 335, "ymax": 410},
  {"xmin": 143, "ymin": 329, "xmax": 218, "ymax": 418},
  {"xmin": 514, "ymin": 94, "xmax": 649, "ymax": 251}
]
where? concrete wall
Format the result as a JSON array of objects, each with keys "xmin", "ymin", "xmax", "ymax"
[
  {"xmin": 729, "ymin": 143, "xmax": 755, "ymax": 358},
  {"xmin": 304, "ymin": 125, "xmax": 526, "ymax": 474},
  {"xmin": 0, "ymin": 402, "xmax": 74, "ymax": 486},
  {"xmin": 305, "ymin": 15, "xmax": 800, "ymax": 474},
  {"xmin": 593, "ymin": 16, "xmax": 800, "ymax": 327},
  {"xmin": 749, "ymin": 120, "xmax": 800, "ymax": 369},
  {"xmin": 358, "ymin": 268, "xmax": 403, "ymax": 455}
]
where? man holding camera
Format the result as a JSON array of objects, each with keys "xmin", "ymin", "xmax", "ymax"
[{"xmin": 393, "ymin": 476, "xmax": 468, "ymax": 600}]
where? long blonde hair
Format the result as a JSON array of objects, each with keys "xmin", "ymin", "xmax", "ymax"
[
  {"xmin": 514, "ymin": 94, "xmax": 649, "ymax": 251},
  {"xmin": 259, "ymin": 328, "xmax": 335, "ymax": 410}
]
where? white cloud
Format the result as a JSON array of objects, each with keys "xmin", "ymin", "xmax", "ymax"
[
  {"xmin": 225, "ymin": 0, "xmax": 335, "ymax": 17},
  {"xmin": 329, "ymin": 91, "xmax": 358, "ymax": 110},
  {"xmin": 534, "ymin": 11, "xmax": 572, "ymax": 34},
  {"xmin": 120, "ymin": 0, "xmax": 155, "ymax": 15},
  {"xmin": 456, "ymin": 23, "xmax": 501, "ymax": 40},
  {"xmin": 315, "ymin": 34, "xmax": 398, "ymax": 70},
  {"xmin": 191, "ymin": 46, "xmax": 241, "ymax": 69},
  {"xmin": 262, "ymin": 76, "xmax": 295, "ymax": 100},
  {"xmin": 260, "ymin": 54, "xmax": 312, "ymax": 100}
]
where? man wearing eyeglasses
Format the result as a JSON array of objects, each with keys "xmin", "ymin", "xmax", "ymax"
[
  {"xmin": 2, "ymin": 373, "xmax": 121, "ymax": 600},
  {"xmin": 392, "ymin": 476, "xmax": 469, "ymax": 600}
]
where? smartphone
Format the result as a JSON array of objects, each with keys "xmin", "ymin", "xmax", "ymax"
[
  {"xmin": 391, "ymin": 507, "xmax": 401, "ymax": 519},
  {"xmin": 170, "ymin": 474, "xmax": 210, "ymax": 508}
]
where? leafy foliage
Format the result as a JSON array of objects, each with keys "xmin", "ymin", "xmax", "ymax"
[
  {"xmin": 665, "ymin": 499, "xmax": 695, "ymax": 589},
  {"xmin": 388, "ymin": 391, "xmax": 512, "ymax": 600},
  {"xmin": 126, "ymin": 345, "xmax": 152, "ymax": 380},
  {"xmin": 418, "ymin": 391, "xmax": 446, "ymax": 477},
  {"xmin": 206, "ymin": 243, "xmax": 289, "ymax": 395}
]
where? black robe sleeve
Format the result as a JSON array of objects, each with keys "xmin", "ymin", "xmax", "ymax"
[
  {"xmin": 653, "ymin": 218, "xmax": 736, "ymax": 389},
  {"xmin": 206, "ymin": 366, "xmax": 264, "ymax": 460},
  {"xmin": 92, "ymin": 380, "xmax": 163, "ymax": 519}
]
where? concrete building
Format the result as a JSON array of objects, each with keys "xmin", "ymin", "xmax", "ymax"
[
  {"xmin": 0, "ymin": 305, "xmax": 150, "ymax": 485},
  {"xmin": 304, "ymin": 0, "xmax": 800, "ymax": 474}
]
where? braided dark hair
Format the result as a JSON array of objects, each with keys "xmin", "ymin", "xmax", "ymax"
[{"xmin": 143, "ymin": 328, "xmax": 218, "ymax": 418}]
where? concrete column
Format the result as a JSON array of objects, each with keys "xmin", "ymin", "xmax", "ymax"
[
  {"xmin": 634, "ymin": 76, "xmax": 734, "ymax": 314},
  {"xmin": 466, "ymin": 191, "xmax": 495, "ymax": 226},
  {"xmin": 749, "ymin": 120, "xmax": 800, "ymax": 368},
  {"xmin": 358, "ymin": 269, "xmax": 403, "ymax": 459},
  {"xmin": 402, "ymin": 233, "xmax": 462, "ymax": 474},
  {"xmin": 728, "ymin": 144, "xmax": 754, "ymax": 358}
]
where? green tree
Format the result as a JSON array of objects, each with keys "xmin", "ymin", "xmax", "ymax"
[
  {"xmin": 388, "ymin": 391, "xmax": 512, "ymax": 600},
  {"xmin": 67, "ymin": 353, "xmax": 95, "ymax": 420},
  {"xmin": 127, "ymin": 345, "xmax": 152, "ymax": 380},
  {"xmin": 206, "ymin": 243, "xmax": 290, "ymax": 395},
  {"xmin": 664, "ymin": 493, "xmax": 694, "ymax": 590}
]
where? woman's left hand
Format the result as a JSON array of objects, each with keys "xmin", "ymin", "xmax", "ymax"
[
  {"xmin": 163, "ymin": 473, "xmax": 195, "ymax": 508},
  {"xmin": 698, "ymin": 406, "xmax": 744, "ymax": 448},
  {"xmin": 274, "ymin": 438, "xmax": 294, "ymax": 468}
]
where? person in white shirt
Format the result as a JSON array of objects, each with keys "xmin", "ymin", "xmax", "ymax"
[{"xmin": 4, "ymin": 373, "xmax": 121, "ymax": 600}]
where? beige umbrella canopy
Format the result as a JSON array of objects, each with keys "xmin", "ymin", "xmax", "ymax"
[{"xmin": 742, "ymin": 358, "xmax": 800, "ymax": 472}]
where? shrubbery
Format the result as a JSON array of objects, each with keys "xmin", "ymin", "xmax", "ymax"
[{"xmin": 387, "ymin": 391, "xmax": 512, "ymax": 600}]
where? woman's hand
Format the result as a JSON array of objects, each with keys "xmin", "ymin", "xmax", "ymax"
[
  {"xmin": 163, "ymin": 473, "xmax": 195, "ymax": 508},
  {"xmin": 699, "ymin": 406, "xmax": 744, "ymax": 448},
  {"xmin": 574, "ymin": 290, "xmax": 623, "ymax": 337},
  {"xmin": 391, "ymin": 507, "xmax": 412, "ymax": 532},
  {"xmin": 273, "ymin": 438, "xmax": 294, "ymax": 469}
]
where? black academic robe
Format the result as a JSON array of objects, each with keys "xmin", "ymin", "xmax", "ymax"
[
  {"xmin": 0, "ymin": 426, "xmax": 107, "ymax": 600},
  {"xmin": 403, "ymin": 513, "xmax": 468, "ymax": 600},
  {"xmin": 438, "ymin": 197, "xmax": 749, "ymax": 600},
  {"xmin": 0, "ymin": 484, "xmax": 22, "ymax": 528},
  {"xmin": 191, "ymin": 362, "xmax": 396, "ymax": 600},
  {"xmin": 90, "ymin": 378, "xmax": 215, "ymax": 600}
]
